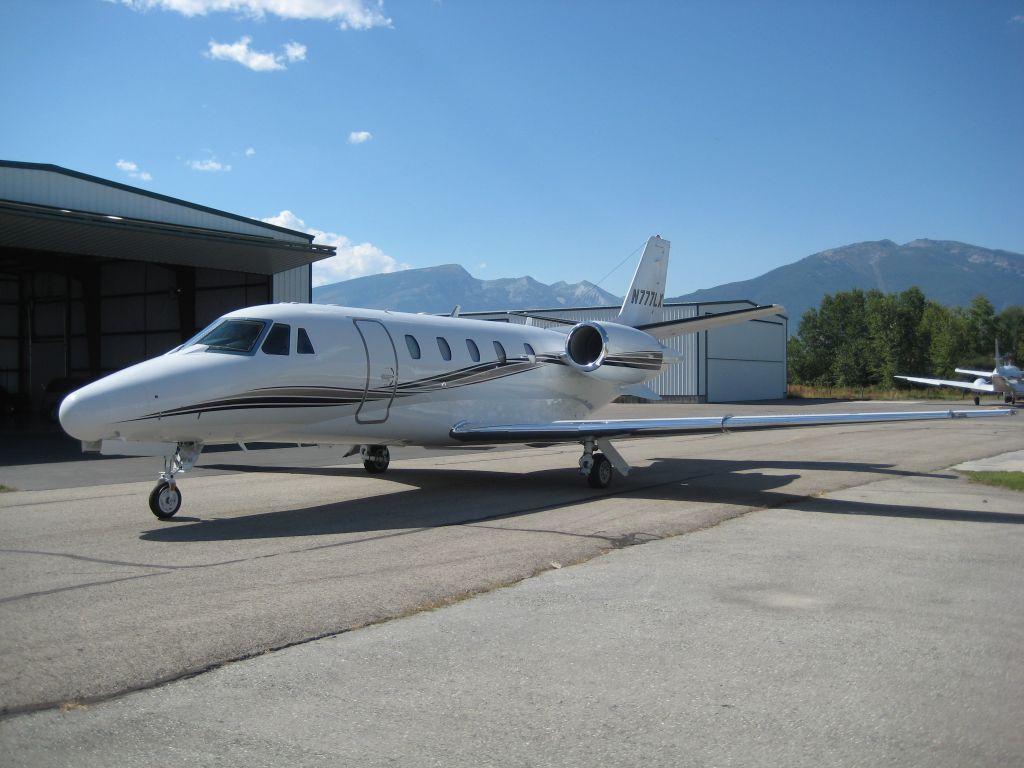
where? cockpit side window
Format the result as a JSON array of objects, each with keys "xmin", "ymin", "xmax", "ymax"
[
  {"xmin": 194, "ymin": 319, "xmax": 268, "ymax": 354},
  {"xmin": 297, "ymin": 328, "xmax": 315, "ymax": 355},
  {"xmin": 261, "ymin": 323, "xmax": 291, "ymax": 355}
]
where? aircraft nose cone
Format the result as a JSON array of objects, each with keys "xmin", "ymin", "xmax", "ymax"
[{"xmin": 58, "ymin": 387, "xmax": 112, "ymax": 443}]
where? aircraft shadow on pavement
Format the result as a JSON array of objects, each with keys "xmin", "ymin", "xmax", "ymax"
[{"xmin": 138, "ymin": 457, "xmax": 1022, "ymax": 545}]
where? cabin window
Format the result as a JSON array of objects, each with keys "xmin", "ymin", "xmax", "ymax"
[
  {"xmin": 194, "ymin": 319, "xmax": 267, "ymax": 354},
  {"xmin": 493, "ymin": 341, "xmax": 507, "ymax": 364},
  {"xmin": 524, "ymin": 343, "xmax": 536, "ymax": 359},
  {"xmin": 466, "ymin": 339, "xmax": 480, "ymax": 362},
  {"xmin": 261, "ymin": 323, "xmax": 291, "ymax": 355},
  {"xmin": 297, "ymin": 328, "xmax": 315, "ymax": 355},
  {"xmin": 405, "ymin": 334, "xmax": 421, "ymax": 360},
  {"xmin": 437, "ymin": 337, "xmax": 452, "ymax": 361}
]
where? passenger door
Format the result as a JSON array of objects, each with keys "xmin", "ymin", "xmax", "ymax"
[{"xmin": 354, "ymin": 319, "xmax": 397, "ymax": 423}]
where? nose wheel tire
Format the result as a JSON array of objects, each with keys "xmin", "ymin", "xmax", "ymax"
[
  {"xmin": 587, "ymin": 453, "xmax": 613, "ymax": 489},
  {"xmin": 149, "ymin": 481, "xmax": 182, "ymax": 519},
  {"xmin": 363, "ymin": 446, "xmax": 391, "ymax": 474}
]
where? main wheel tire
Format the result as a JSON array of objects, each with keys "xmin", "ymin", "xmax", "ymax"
[
  {"xmin": 149, "ymin": 481, "xmax": 182, "ymax": 519},
  {"xmin": 974, "ymin": 395, "xmax": 981, "ymax": 406},
  {"xmin": 363, "ymin": 446, "xmax": 390, "ymax": 474},
  {"xmin": 587, "ymin": 453, "xmax": 613, "ymax": 489}
]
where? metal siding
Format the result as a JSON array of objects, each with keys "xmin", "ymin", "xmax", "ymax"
[
  {"xmin": 273, "ymin": 266, "xmax": 311, "ymax": 303},
  {"xmin": 703, "ymin": 301, "xmax": 787, "ymax": 402},
  {"xmin": 706, "ymin": 359, "xmax": 787, "ymax": 401},
  {"xmin": 0, "ymin": 166, "xmax": 308, "ymax": 242}
]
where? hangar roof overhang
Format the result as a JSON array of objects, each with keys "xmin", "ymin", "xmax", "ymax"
[
  {"xmin": 0, "ymin": 161, "xmax": 336, "ymax": 275},
  {"xmin": 0, "ymin": 198, "xmax": 335, "ymax": 275}
]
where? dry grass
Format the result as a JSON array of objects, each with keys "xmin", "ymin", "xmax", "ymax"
[{"xmin": 787, "ymin": 384, "xmax": 978, "ymax": 402}]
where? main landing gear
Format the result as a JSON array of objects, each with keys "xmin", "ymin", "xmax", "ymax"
[
  {"xmin": 578, "ymin": 438, "xmax": 629, "ymax": 489},
  {"xmin": 148, "ymin": 442, "xmax": 202, "ymax": 520},
  {"xmin": 360, "ymin": 445, "xmax": 391, "ymax": 474}
]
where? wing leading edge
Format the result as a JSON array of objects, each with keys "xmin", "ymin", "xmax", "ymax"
[
  {"xmin": 450, "ymin": 408, "xmax": 1016, "ymax": 444},
  {"xmin": 894, "ymin": 375, "xmax": 997, "ymax": 394}
]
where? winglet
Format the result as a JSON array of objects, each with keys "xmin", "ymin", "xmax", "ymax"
[{"xmin": 615, "ymin": 235, "xmax": 670, "ymax": 328}]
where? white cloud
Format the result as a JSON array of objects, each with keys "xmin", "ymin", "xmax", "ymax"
[
  {"xmin": 348, "ymin": 130, "xmax": 373, "ymax": 144},
  {"xmin": 1012, "ymin": 15, "xmax": 1024, "ymax": 23},
  {"xmin": 115, "ymin": 158, "xmax": 153, "ymax": 181},
  {"xmin": 114, "ymin": 0, "xmax": 392, "ymax": 30},
  {"xmin": 262, "ymin": 210, "xmax": 408, "ymax": 286},
  {"xmin": 284, "ymin": 41, "xmax": 307, "ymax": 62},
  {"xmin": 187, "ymin": 157, "xmax": 232, "ymax": 172},
  {"xmin": 207, "ymin": 36, "xmax": 305, "ymax": 71},
  {"xmin": 245, "ymin": 147, "xmax": 256, "ymax": 157}
]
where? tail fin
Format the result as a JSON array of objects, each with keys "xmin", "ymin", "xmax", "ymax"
[{"xmin": 615, "ymin": 235, "xmax": 670, "ymax": 327}]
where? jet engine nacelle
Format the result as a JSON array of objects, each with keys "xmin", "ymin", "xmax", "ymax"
[
  {"xmin": 564, "ymin": 321, "xmax": 666, "ymax": 385},
  {"xmin": 974, "ymin": 378, "xmax": 989, "ymax": 387}
]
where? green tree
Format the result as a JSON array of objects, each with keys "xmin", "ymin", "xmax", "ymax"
[
  {"xmin": 996, "ymin": 306, "xmax": 1024, "ymax": 363},
  {"xmin": 866, "ymin": 287, "xmax": 927, "ymax": 386},
  {"xmin": 967, "ymin": 295, "xmax": 997, "ymax": 360},
  {"xmin": 790, "ymin": 289, "xmax": 870, "ymax": 386},
  {"xmin": 920, "ymin": 302, "xmax": 971, "ymax": 377}
]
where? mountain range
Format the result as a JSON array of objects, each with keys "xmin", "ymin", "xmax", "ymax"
[
  {"xmin": 313, "ymin": 239, "xmax": 1023, "ymax": 330},
  {"xmin": 313, "ymin": 263, "xmax": 619, "ymax": 314},
  {"xmin": 668, "ymin": 239, "xmax": 1024, "ymax": 331}
]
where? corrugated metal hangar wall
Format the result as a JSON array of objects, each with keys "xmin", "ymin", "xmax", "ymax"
[
  {"xmin": 0, "ymin": 161, "xmax": 333, "ymax": 416},
  {"xmin": 465, "ymin": 303, "xmax": 788, "ymax": 403}
]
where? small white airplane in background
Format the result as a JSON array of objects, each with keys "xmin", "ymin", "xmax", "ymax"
[
  {"xmin": 896, "ymin": 344, "xmax": 1023, "ymax": 406},
  {"xmin": 60, "ymin": 236, "xmax": 1016, "ymax": 519}
]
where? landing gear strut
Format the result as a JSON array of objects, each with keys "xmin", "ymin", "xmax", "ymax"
[
  {"xmin": 579, "ymin": 438, "xmax": 623, "ymax": 489},
  {"xmin": 361, "ymin": 445, "xmax": 390, "ymax": 474},
  {"xmin": 149, "ymin": 442, "xmax": 202, "ymax": 520}
]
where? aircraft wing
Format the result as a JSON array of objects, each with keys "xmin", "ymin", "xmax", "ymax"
[
  {"xmin": 450, "ymin": 408, "xmax": 1014, "ymax": 444},
  {"xmin": 636, "ymin": 304, "xmax": 784, "ymax": 341},
  {"xmin": 895, "ymin": 375, "xmax": 996, "ymax": 394},
  {"xmin": 954, "ymin": 368, "xmax": 993, "ymax": 379}
]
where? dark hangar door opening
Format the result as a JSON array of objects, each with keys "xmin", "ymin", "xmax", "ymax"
[{"xmin": 1, "ymin": 251, "xmax": 269, "ymax": 421}]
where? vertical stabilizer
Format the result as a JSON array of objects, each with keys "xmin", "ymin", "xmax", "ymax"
[{"xmin": 615, "ymin": 235, "xmax": 671, "ymax": 327}]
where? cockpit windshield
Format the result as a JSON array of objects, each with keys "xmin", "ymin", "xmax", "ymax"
[{"xmin": 189, "ymin": 319, "xmax": 268, "ymax": 354}]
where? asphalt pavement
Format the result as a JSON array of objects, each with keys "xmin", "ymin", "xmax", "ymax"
[{"xmin": 0, "ymin": 400, "xmax": 1021, "ymax": 766}]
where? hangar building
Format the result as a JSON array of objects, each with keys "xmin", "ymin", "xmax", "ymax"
[
  {"xmin": 465, "ymin": 302, "xmax": 788, "ymax": 403},
  {"xmin": 0, "ymin": 160, "xmax": 334, "ymax": 415}
]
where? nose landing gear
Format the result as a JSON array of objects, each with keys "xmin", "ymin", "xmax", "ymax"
[
  {"xmin": 149, "ymin": 442, "xmax": 202, "ymax": 520},
  {"xmin": 149, "ymin": 481, "xmax": 182, "ymax": 519}
]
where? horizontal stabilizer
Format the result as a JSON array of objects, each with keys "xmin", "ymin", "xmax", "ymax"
[
  {"xmin": 451, "ymin": 408, "xmax": 1015, "ymax": 444},
  {"xmin": 637, "ymin": 304, "xmax": 784, "ymax": 341}
]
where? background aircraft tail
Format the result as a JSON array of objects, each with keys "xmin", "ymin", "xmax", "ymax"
[{"xmin": 615, "ymin": 235, "xmax": 670, "ymax": 328}]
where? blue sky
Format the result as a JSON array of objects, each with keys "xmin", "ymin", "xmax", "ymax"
[{"xmin": 2, "ymin": 1, "xmax": 1022, "ymax": 297}]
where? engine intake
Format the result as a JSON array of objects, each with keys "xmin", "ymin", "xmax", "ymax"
[{"xmin": 564, "ymin": 321, "xmax": 666, "ymax": 385}]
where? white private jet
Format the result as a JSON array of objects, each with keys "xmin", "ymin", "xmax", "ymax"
[
  {"xmin": 896, "ymin": 345, "xmax": 1023, "ymax": 405},
  {"xmin": 59, "ymin": 236, "xmax": 1015, "ymax": 519}
]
